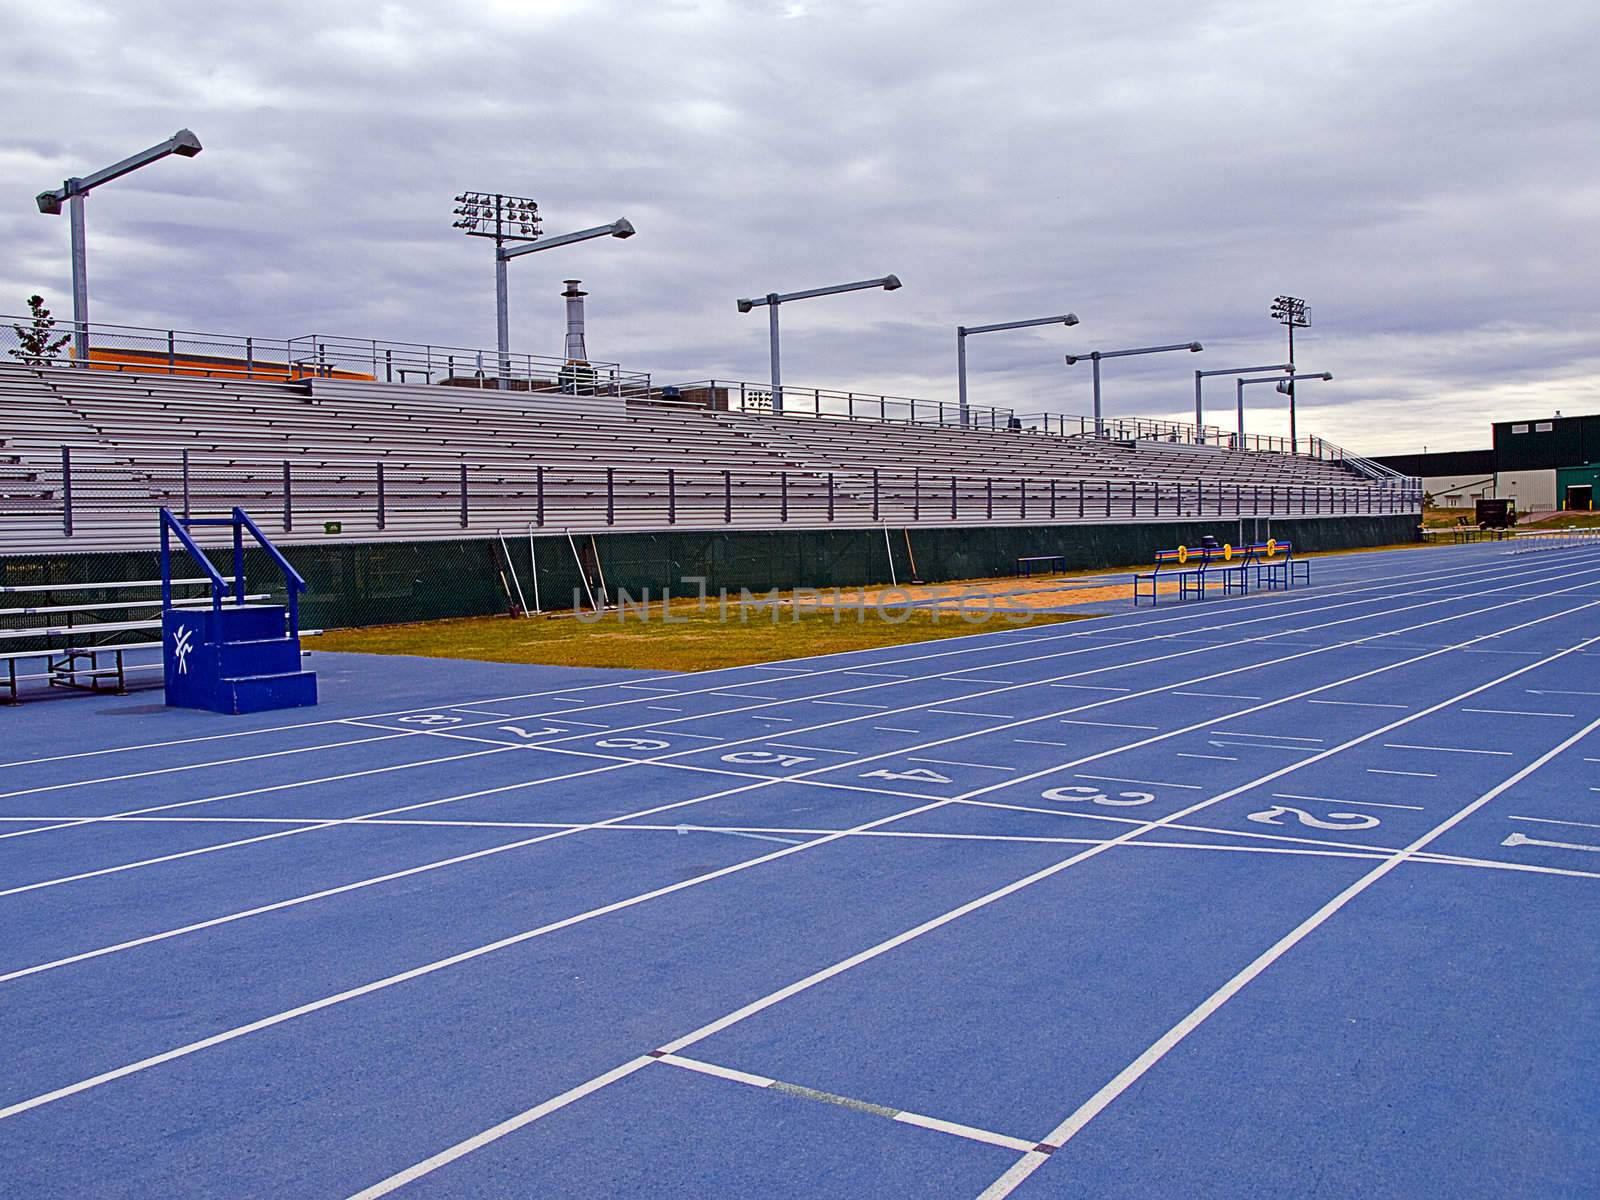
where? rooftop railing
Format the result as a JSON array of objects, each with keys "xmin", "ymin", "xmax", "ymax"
[{"xmin": 1, "ymin": 315, "xmax": 653, "ymax": 398}]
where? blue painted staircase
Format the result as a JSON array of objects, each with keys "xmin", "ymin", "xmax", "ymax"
[{"xmin": 159, "ymin": 508, "xmax": 317, "ymax": 715}]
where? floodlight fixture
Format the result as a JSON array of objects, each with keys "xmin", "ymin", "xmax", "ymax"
[
  {"xmin": 452, "ymin": 192, "xmax": 541, "ymax": 241},
  {"xmin": 35, "ymin": 128, "xmax": 205, "ymax": 362},
  {"xmin": 1062, "ymin": 340, "xmax": 1206, "ymax": 434},
  {"xmin": 1270, "ymin": 294, "xmax": 1311, "ymax": 328},
  {"xmin": 735, "ymin": 275, "xmax": 903, "ymax": 414},
  {"xmin": 956, "ymin": 311, "xmax": 1080, "ymax": 427}
]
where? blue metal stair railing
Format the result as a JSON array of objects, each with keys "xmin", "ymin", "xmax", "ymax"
[{"xmin": 158, "ymin": 507, "xmax": 309, "ymax": 636}]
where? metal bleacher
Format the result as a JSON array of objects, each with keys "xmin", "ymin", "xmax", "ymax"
[{"xmin": 0, "ymin": 359, "xmax": 1420, "ymax": 553}]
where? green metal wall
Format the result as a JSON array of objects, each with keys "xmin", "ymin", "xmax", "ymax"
[
  {"xmin": 1555, "ymin": 465, "xmax": 1600, "ymax": 508},
  {"xmin": 0, "ymin": 514, "xmax": 1420, "ymax": 632}
]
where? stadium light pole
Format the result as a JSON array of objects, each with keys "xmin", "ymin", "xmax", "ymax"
[
  {"xmin": 454, "ymin": 191, "xmax": 634, "ymax": 386},
  {"xmin": 1194, "ymin": 363, "xmax": 1292, "ymax": 441},
  {"xmin": 1236, "ymin": 370, "xmax": 1332, "ymax": 448},
  {"xmin": 1271, "ymin": 295, "xmax": 1311, "ymax": 450},
  {"xmin": 1064, "ymin": 341, "xmax": 1204, "ymax": 436},
  {"xmin": 956, "ymin": 312, "xmax": 1080, "ymax": 428},
  {"xmin": 35, "ymin": 129, "xmax": 203, "ymax": 364},
  {"xmin": 737, "ymin": 275, "xmax": 902, "ymax": 415}
]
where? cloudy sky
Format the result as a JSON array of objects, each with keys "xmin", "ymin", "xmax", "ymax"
[{"xmin": 3, "ymin": 0, "xmax": 1597, "ymax": 453}]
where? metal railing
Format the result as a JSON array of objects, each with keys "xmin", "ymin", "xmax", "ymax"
[
  {"xmin": 1017, "ymin": 412, "xmax": 1235, "ymax": 446},
  {"xmin": 1305, "ymin": 435, "xmax": 1408, "ymax": 484},
  {"xmin": 3, "ymin": 447, "xmax": 1425, "ymax": 552},
  {"xmin": 2, "ymin": 314, "xmax": 652, "ymax": 398},
  {"xmin": 665, "ymin": 380, "xmax": 1018, "ymax": 430}
]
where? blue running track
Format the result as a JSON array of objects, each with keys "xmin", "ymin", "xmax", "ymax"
[{"xmin": 2, "ymin": 541, "xmax": 1598, "ymax": 1197}]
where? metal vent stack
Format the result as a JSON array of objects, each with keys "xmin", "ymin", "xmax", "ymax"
[{"xmin": 563, "ymin": 279, "xmax": 588, "ymax": 362}]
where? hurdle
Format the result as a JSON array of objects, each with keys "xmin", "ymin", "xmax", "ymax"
[{"xmin": 1133, "ymin": 538, "xmax": 1304, "ymax": 606}]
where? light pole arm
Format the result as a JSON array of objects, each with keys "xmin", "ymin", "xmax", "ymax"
[
  {"xmin": 739, "ymin": 275, "xmax": 900, "ymax": 308},
  {"xmin": 1069, "ymin": 341, "xmax": 1202, "ymax": 363},
  {"xmin": 962, "ymin": 313, "xmax": 1079, "ymax": 337},
  {"xmin": 36, "ymin": 129, "xmax": 202, "ymax": 212},
  {"xmin": 499, "ymin": 219, "xmax": 634, "ymax": 260}
]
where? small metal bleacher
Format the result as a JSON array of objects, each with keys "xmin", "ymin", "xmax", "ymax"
[
  {"xmin": 0, "ymin": 576, "xmax": 268, "ymax": 703},
  {"xmin": 1133, "ymin": 538, "xmax": 1307, "ymax": 606}
]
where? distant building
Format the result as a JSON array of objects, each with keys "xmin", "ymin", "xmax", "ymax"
[{"xmin": 1373, "ymin": 412, "xmax": 1600, "ymax": 512}]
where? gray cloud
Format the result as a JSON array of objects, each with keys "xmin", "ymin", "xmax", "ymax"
[{"xmin": 3, "ymin": 0, "xmax": 1597, "ymax": 453}]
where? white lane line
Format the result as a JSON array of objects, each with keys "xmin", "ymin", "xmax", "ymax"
[
  {"xmin": 1382, "ymin": 743, "xmax": 1512, "ymax": 756},
  {"xmin": 1272, "ymin": 792, "xmax": 1426, "ymax": 812},
  {"xmin": 1526, "ymin": 688, "xmax": 1600, "ymax": 696},
  {"xmin": 618, "ymin": 684, "xmax": 681, "ymax": 693},
  {"xmin": 675, "ymin": 825, "xmax": 804, "ymax": 846},
  {"xmin": 711, "ymin": 691, "xmax": 778, "ymax": 701},
  {"xmin": 1049, "ymin": 684, "xmax": 1131, "ymax": 692},
  {"xmin": 346, "ymin": 1057, "xmax": 660, "ymax": 1200},
  {"xmin": 840, "ymin": 671, "xmax": 910, "ymax": 679},
  {"xmin": 1177, "ymin": 753, "xmax": 1237, "ymax": 762},
  {"xmin": 0, "ymin": 724, "xmax": 433, "ymax": 803},
  {"xmin": 0, "ymin": 742, "xmax": 526, "ymax": 847},
  {"xmin": 909, "ymin": 757, "xmax": 1017, "ymax": 773},
  {"xmin": 930, "ymin": 709, "xmax": 1014, "ymax": 719},
  {"xmin": 1502, "ymin": 831, "xmax": 1600, "ymax": 854},
  {"xmin": 1213, "ymin": 731, "xmax": 1324, "ymax": 743},
  {"xmin": 812, "ymin": 700, "xmax": 890, "ymax": 710},
  {"xmin": 1509, "ymin": 814, "xmax": 1600, "ymax": 831},
  {"xmin": 1074, "ymin": 773, "xmax": 1204, "ymax": 791},
  {"xmin": 650, "ymin": 731, "xmax": 723, "ymax": 742},
  {"xmin": 873, "ymin": 726, "xmax": 921, "ymax": 734},
  {"xmin": 1015, "ymin": 738, "xmax": 1071, "ymax": 748},
  {"xmin": 0, "ymin": 814, "xmax": 1489, "ymax": 869},
  {"xmin": 1207, "ymin": 740, "xmax": 1315, "ymax": 753},
  {"xmin": 1060, "ymin": 720, "xmax": 1158, "ymax": 731},
  {"xmin": 1461, "ymin": 708, "xmax": 1575, "ymax": 718},
  {"xmin": 960, "ymin": 795, "xmax": 1586, "ymax": 870},
  {"xmin": 750, "ymin": 716, "xmax": 795, "ymax": 723},
  {"xmin": 449, "ymin": 708, "xmax": 513, "ymax": 718},
  {"xmin": 1172, "ymin": 691, "xmax": 1262, "ymax": 701},
  {"xmin": 1366, "ymin": 768, "xmax": 1438, "ymax": 778},
  {"xmin": 652, "ymin": 1053, "xmax": 1038, "ymax": 1154},
  {"xmin": 1308, "ymin": 699, "xmax": 1410, "ymax": 709},
  {"xmin": 644, "ymin": 706, "xmax": 683, "ymax": 713},
  {"xmin": 976, "ymin": 706, "xmax": 1600, "ymax": 1198},
  {"xmin": 952, "ymin": 677, "xmax": 1023, "ymax": 686},
  {"xmin": 768, "ymin": 744, "xmax": 858, "ymax": 757}
]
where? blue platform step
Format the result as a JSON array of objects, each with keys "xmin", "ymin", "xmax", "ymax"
[
  {"xmin": 162, "ymin": 603, "xmax": 317, "ymax": 715},
  {"xmin": 159, "ymin": 508, "xmax": 317, "ymax": 716}
]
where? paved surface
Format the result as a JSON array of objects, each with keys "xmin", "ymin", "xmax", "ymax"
[{"xmin": 2, "ymin": 541, "xmax": 1598, "ymax": 1197}]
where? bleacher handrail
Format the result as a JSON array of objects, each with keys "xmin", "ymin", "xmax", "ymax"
[{"xmin": 1306, "ymin": 435, "xmax": 1413, "ymax": 485}]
